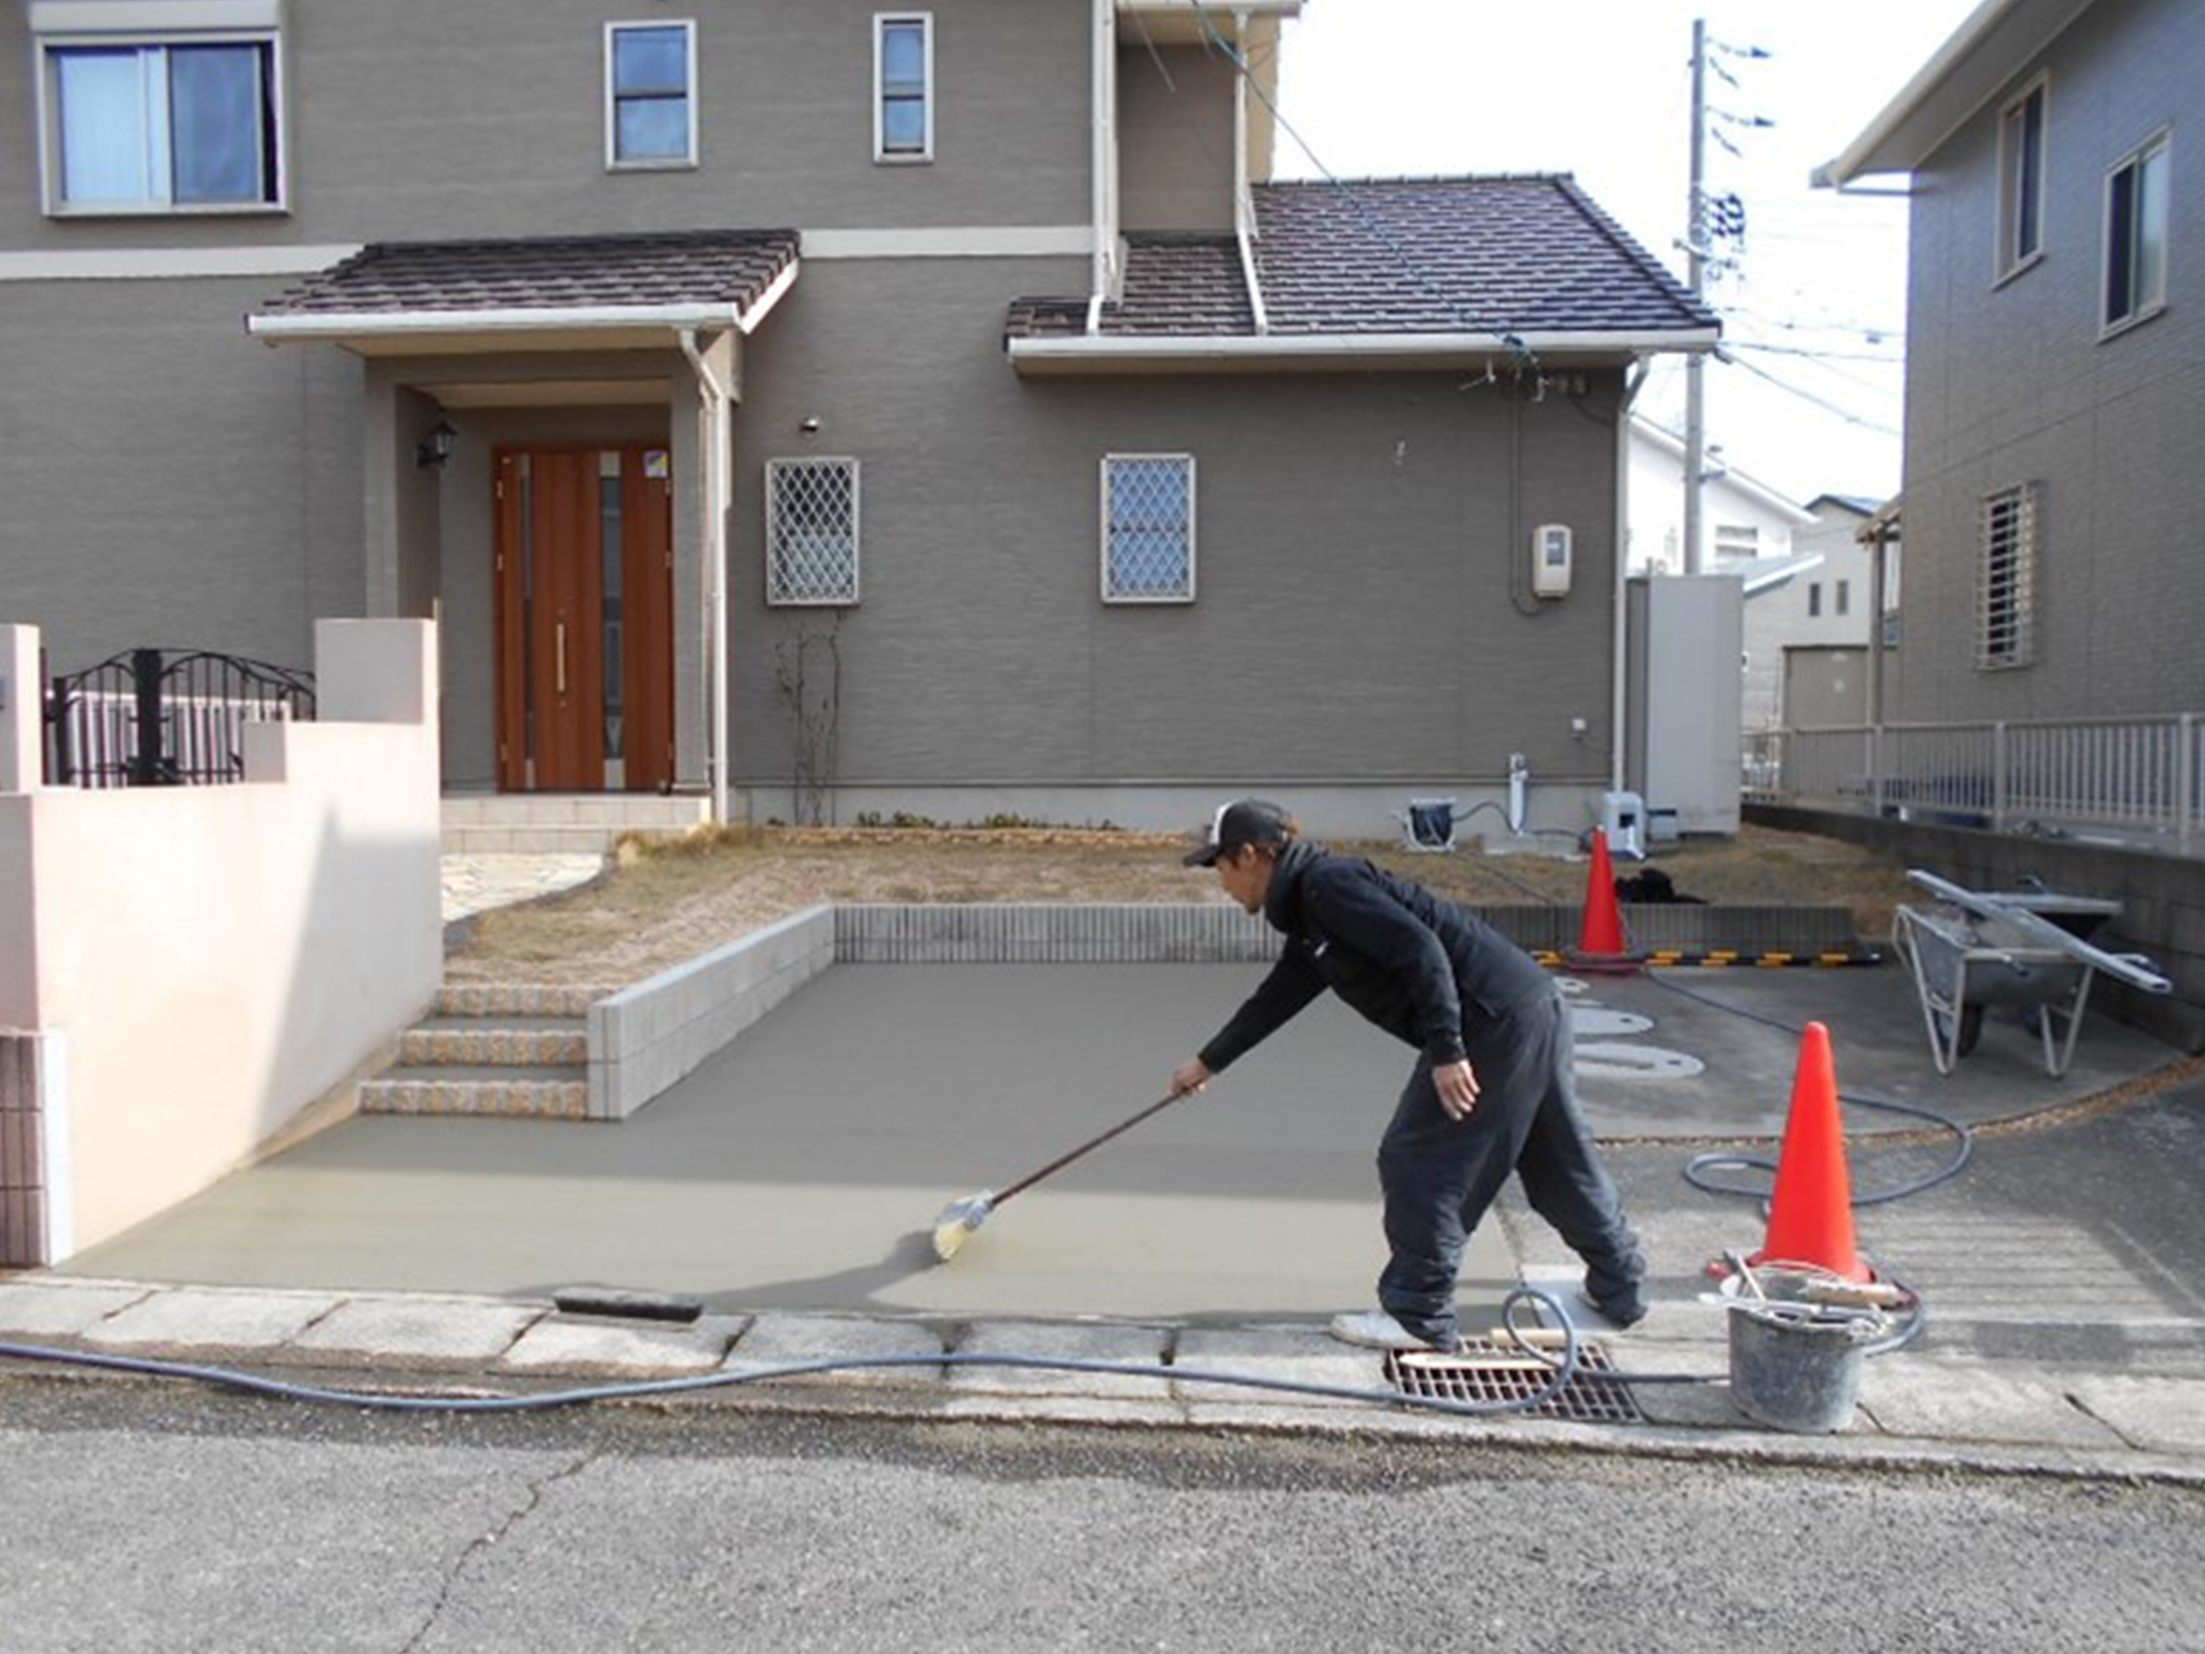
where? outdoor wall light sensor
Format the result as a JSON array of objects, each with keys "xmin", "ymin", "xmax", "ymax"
[{"xmin": 415, "ymin": 420, "xmax": 458, "ymax": 469}]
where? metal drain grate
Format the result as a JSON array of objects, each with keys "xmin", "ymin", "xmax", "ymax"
[{"xmin": 1385, "ymin": 1339, "xmax": 1643, "ymax": 1424}]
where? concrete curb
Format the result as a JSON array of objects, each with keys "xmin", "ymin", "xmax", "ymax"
[{"xmin": 6, "ymin": 1274, "xmax": 2205, "ymax": 1484}]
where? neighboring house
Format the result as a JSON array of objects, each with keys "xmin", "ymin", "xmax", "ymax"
[
  {"xmin": 1740, "ymin": 494, "xmax": 1894, "ymax": 732},
  {"xmin": 1817, "ymin": 0, "xmax": 2204, "ymax": 726},
  {"xmin": 1624, "ymin": 417, "xmax": 1813, "ymax": 576},
  {"xmin": 0, "ymin": 0, "xmax": 1714, "ymax": 835}
]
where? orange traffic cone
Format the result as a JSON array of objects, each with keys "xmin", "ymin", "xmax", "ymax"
[
  {"xmin": 1565, "ymin": 827, "xmax": 1644, "ymax": 973},
  {"xmin": 1751, "ymin": 1021, "xmax": 1872, "ymax": 1283}
]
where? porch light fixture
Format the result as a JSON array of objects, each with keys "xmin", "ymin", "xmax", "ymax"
[{"xmin": 415, "ymin": 420, "xmax": 457, "ymax": 469}]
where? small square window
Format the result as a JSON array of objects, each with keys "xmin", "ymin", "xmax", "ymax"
[
  {"xmin": 2104, "ymin": 132, "xmax": 2170, "ymax": 333},
  {"xmin": 767, "ymin": 458, "xmax": 860, "ymax": 606},
  {"xmin": 607, "ymin": 20, "xmax": 696, "ymax": 169},
  {"xmin": 41, "ymin": 34, "xmax": 281, "ymax": 213},
  {"xmin": 1102, "ymin": 455, "xmax": 1195, "ymax": 603},
  {"xmin": 1997, "ymin": 78, "xmax": 2048, "ymax": 279},
  {"xmin": 875, "ymin": 14, "xmax": 933, "ymax": 162}
]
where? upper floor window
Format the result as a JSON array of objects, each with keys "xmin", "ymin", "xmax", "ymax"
[
  {"xmin": 1102, "ymin": 454, "xmax": 1196, "ymax": 603},
  {"xmin": 2103, "ymin": 131, "xmax": 2170, "ymax": 335},
  {"xmin": 606, "ymin": 20, "xmax": 696, "ymax": 169},
  {"xmin": 1977, "ymin": 484, "xmax": 2038, "ymax": 670},
  {"xmin": 1713, "ymin": 524, "xmax": 1759, "ymax": 560},
  {"xmin": 1997, "ymin": 77, "xmax": 2048, "ymax": 280},
  {"xmin": 36, "ymin": 9, "xmax": 282, "ymax": 215},
  {"xmin": 875, "ymin": 13, "xmax": 933, "ymax": 162}
]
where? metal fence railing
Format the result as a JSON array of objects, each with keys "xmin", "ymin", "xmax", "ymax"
[
  {"xmin": 1744, "ymin": 714, "xmax": 2205, "ymax": 855},
  {"xmin": 45, "ymin": 648, "xmax": 316, "ymax": 788}
]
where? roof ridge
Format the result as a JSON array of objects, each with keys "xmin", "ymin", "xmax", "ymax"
[
  {"xmin": 1259, "ymin": 171, "xmax": 1578, "ymax": 190},
  {"xmin": 351, "ymin": 227, "xmax": 801, "ymax": 258}
]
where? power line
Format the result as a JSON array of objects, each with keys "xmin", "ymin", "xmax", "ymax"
[{"xmin": 1717, "ymin": 348, "xmax": 1902, "ymax": 436}]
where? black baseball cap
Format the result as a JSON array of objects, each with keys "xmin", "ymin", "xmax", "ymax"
[{"xmin": 1183, "ymin": 798, "xmax": 1296, "ymax": 867}]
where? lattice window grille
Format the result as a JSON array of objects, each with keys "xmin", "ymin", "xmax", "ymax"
[
  {"xmin": 1977, "ymin": 483, "xmax": 2038, "ymax": 670},
  {"xmin": 767, "ymin": 457, "xmax": 859, "ymax": 606},
  {"xmin": 1102, "ymin": 454, "xmax": 1196, "ymax": 603}
]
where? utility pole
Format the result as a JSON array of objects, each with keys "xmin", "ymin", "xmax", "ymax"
[{"xmin": 1683, "ymin": 16, "xmax": 1707, "ymax": 577}]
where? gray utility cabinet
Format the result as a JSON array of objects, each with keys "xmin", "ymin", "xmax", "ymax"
[{"xmin": 1625, "ymin": 574, "xmax": 1744, "ymax": 836}]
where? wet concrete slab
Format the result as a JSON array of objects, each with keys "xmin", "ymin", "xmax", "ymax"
[
  {"xmin": 55, "ymin": 959, "xmax": 2184, "ymax": 1334},
  {"xmin": 59, "ymin": 966, "xmax": 1521, "ymax": 1328}
]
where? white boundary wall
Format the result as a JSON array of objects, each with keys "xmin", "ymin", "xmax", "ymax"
[{"xmin": 0, "ymin": 620, "xmax": 442, "ymax": 1264}]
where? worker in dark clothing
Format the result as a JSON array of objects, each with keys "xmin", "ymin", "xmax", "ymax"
[{"xmin": 1169, "ymin": 798, "xmax": 1646, "ymax": 1353}]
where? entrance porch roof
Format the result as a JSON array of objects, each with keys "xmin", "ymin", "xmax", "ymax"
[{"xmin": 245, "ymin": 228, "xmax": 800, "ymax": 355}]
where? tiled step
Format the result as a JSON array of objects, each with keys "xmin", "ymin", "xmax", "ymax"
[
  {"xmin": 360, "ymin": 1065, "xmax": 589, "ymax": 1121},
  {"xmin": 438, "ymin": 985, "xmax": 617, "ymax": 1018},
  {"xmin": 441, "ymin": 793, "xmax": 711, "ymax": 855},
  {"xmin": 401, "ymin": 1017, "xmax": 587, "ymax": 1068}
]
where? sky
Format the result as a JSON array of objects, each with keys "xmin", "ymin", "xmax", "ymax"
[{"xmin": 1265, "ymin": 0, "xmax": 1990, "ymax": 505}]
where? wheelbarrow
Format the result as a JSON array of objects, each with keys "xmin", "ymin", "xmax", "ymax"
[{"xmin": 1890, "ymin": 870, "xmax": 2172, "ymax": 1077}]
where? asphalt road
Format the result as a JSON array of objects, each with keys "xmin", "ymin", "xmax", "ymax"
[{"xmin": 5, "ymin": 1382, "xmax": 2202, "ymax": 1653}]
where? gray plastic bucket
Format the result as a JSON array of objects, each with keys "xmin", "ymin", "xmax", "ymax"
[{"xmin": 1727, "ymin": 1303, "xmax": 1872, "ymax": 1433}]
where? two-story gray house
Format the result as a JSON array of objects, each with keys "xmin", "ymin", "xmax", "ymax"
[
  {"xmin": 1817, "ymin": 0, "xmax": 2201, "ymax": 728},
  {"xmin": 2, "ymin": 0, "xmax": 1714, "ymax": 835}
]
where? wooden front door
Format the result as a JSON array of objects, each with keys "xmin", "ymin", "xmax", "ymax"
[{"xmin": 494, "ymin": 446, "xmax": 675, "ymax": 792}]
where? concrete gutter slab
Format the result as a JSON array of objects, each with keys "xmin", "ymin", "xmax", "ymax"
[
  {"xmin": 82, "ymin": 1286, "xmax": 342, "ymax": 1355},
  {"xmin": 1858, "ymin": 1356, "xmax": 2128, "ymax": 1450},
  {"xmin": 719, "ymin": 1312, "xmax": 945, "ymax": 1389},
  {"xmin": 2067, "ymin": 1375, "xmax": 2205, "ymax": 1455},
  {"xmin": 947, "ymin": 1319, "xmax": 1174, "ymax": 1402},
  {"xmin": 0, "ymin": 1278, "xmax": 151, "ymax": 1339},
  {"xmin": 499, "ymin": 1312, "xmax": 752, "ymax": 1377},
  {"xmin": 284, "ymin": 1294, "xmax": 544, "ymax": 1370}
]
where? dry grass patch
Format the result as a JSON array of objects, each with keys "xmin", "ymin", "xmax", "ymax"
[{"xmin": 446, "ymin": 822, "xmax": 1913, "ymax": 990}]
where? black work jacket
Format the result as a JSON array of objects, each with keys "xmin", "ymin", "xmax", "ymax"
[{"xmin": 1198, "ymin": 841, "xmax": 1551, "ymax": 1075}]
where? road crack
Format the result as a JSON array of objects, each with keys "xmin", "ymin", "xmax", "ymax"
[{"xmin": 398, "ymin": 1445, "xmax": 598, "ymax": 1653}]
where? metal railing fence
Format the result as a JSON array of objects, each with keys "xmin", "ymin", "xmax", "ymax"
[
  {"xmin": 44, "ymin": 648, "xmax": 316, "ymax": 788},
  {"xmin": 1744, "ymin": 714, "xmax": 2205, "ymax": 854}
]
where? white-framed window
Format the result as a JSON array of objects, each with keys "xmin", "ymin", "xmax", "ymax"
[
  {"xmin": 874, "ymin": 13, "xmax": 933, "ymax": 162},
  {"xmin": 1101, "ymin": 454, "xmax": 1196, "ymax": 603},
  {"xmin": 1977, "ymin": 484, "xmax": 2038, "ymax": 670},
  {"xmin": 2103, "ymin": 131, "xmax": 2170, "ymax": 335},
  {"xmin": 33, "ymin": 3, "xmax": 284, "ymax": 216},
  {"xmin": 1997, "ymin": 75, "xmax": 2048, "ymax": 281},
  {"xmin": 605, "ymin": 19, "xmax": 697, "ymax": 169},
  {"xmin": 767, "ymin": 458, "xmax": 860, "ymax": 606}
]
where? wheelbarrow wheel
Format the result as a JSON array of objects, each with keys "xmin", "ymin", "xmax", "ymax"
[{"xmin": 1933, "ymin": 1002, "xmax": 1984, "ymax": 1059}]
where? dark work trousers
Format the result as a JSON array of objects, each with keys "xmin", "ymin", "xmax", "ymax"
[{"xmin": 1375, "ymin": 986, "xmax": 1644, "ymax": 1351}]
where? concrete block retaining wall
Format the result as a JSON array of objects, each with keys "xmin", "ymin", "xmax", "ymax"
[{"xmin": 588, "ymin": 907, "xmax": 836, "ymax": 1120}]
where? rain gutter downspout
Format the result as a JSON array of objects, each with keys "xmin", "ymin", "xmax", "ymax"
[
  {"xmin": 1230, "ymin": 9, "xmax": 1269, "ymax": 335},
  {"xmin": 1614, "ymin": 355, "xmax": 1652, "ymax": 796},
  {"xmin": 1087, "ymin": 0, "xmax": 1117, "ymax": 335},
  {"xmin": 679, "ymin": 327, "xmax": 733, "ymax": 826}
]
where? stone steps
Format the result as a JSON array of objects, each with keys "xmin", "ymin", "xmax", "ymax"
[{"xmin": 360, "ymin": 986, "xmax": 619, "ymax": 1121}]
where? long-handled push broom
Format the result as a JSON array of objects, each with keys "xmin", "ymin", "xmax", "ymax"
[{"xmin": 931, "ymin": 1090, "xmax": 1192, "ymax": 1262}]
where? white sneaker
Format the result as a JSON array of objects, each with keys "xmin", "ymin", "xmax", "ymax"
[{"xmin": 1328, "ymin": 1310, "xmax": 1434, "ymax": 1351}]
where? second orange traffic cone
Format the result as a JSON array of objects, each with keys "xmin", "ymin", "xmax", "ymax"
[
  {"xmin": 1751, "ymin": 1020, "xmax": 1872, "ymax": 1283},
  {"xmin": 1565, "ymin": 827, "xmax": 1644, "ymax": 973}
]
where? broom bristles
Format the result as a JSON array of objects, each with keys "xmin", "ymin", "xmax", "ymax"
[{"xmin": 930, "ymin": 1191, "xmax": 993, "ymax": 1263}]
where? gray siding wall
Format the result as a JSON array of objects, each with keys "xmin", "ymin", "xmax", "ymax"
[
  {"xmin": 1117, "ymin": 43, "xmax": 1237, "ymax": 233},
  {"xmin": 1898, "ymin": 0, "xmax": 2205, "ymax": 724},
  {"xmin": 0, "ymin": 0, "xmax": 1093, "ymax": 248},
  {"xmin": 731, "ymin": 258, "xmax": 1623, "ymax": 790},
  {"xmin": 0, "ymin": 279, "xmax": 365, "ymax": 673}
]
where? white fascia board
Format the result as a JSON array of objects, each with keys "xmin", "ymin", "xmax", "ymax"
[
  {"xmin": 1814, "ymin": 0, "xmax": 2093, "ymax": 186},
  {"xmin": 1010, "ymin": 329, "xmax": 1720, "ymax": 369},
  {"xmin": 1743, "ymin": 553, "xmax": 1827, "ymax": 597},
  {"xmin": 246, "ymin": 302, "xmax": 747, "ymax": 342},
  {"xmin": 734, "ymin": 257, "xmax": 799, "ymax": 334}
]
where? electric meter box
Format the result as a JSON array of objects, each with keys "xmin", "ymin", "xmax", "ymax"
[{"xmin": 1532, "ymin": 524, "xmax": 1573, "ymax": 597}]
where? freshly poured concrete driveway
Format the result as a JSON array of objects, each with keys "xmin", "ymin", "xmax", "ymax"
[{"xmin": 62, "ymin": 959, "xmax": 2178, "ymax": 1326}]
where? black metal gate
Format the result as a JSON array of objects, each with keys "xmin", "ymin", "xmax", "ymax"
[{"xmin": 44, "ymin": 649, "xmax": 317, "ymax": 788}]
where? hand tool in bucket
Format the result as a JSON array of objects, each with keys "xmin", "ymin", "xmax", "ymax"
[{"xmin": 931, "ymin": 1090, "xmax": 1190, "ymax": 1263}]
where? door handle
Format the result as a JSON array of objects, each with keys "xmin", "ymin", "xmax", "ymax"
[{"xmin": 556, "ymin": 620, "xmax": 569, "ymax": 696}]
